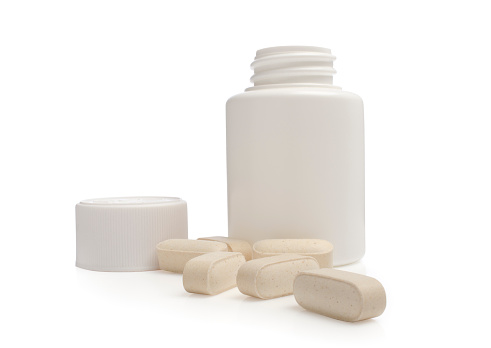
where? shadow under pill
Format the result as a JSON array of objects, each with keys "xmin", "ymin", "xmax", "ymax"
[
  {"xmin": 241, "ymin": 296, "xmax": 266, "ymax": 303},
  {"xmin": 289, "ymin": 304, "xmax": 386, "ymax": 330},
  {"xmin": 156, "ymin": 270, "xmax": 184, "ymax": 277}
]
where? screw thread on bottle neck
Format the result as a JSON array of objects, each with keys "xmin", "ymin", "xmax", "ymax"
[{"xmin": 249, "ymin": 46, "xmax": 337, "ymax": 89}]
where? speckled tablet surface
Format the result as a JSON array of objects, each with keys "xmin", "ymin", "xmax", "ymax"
[
  {"xmin": 253, "ymin": 239, "xmax": 334, "ymax": 268},
  {"xmin": 198, "ymin": 236, "xmax": 252, "ymax": 260},
  {"xmin": 294, "ymin": 268, "xmax": 386, "ymax": 322},
  {"xmin": 183, "ymin": 252, "xmax": 246, "ymax": 295},
  {"xmin": 236, "ymin": 254, "xmax": 319, "ymax": 299},
  {"xmin": 156, "ymin": 239, "xmax": 228, "ymax": 273}
]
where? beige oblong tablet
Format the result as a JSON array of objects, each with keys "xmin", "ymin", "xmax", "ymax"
[
  {"xmin": 236, "ymin": 254, "xmax": 319, "ymax": 299},
  {"xmin": 198, "ymin": 236, "xmax": 252, "ymax": 260},
  {"xmin": 294, "ymin": 268, "xmax": 386, "ymax": 322},
  {"xmin": 183, "ymin": 252, "xmax": 246, "ymax": 295},
  {"xmin": 156, "ymin": 239, "xmax": 228, "ymax": 273},
  {"xmin": 253, "ymin": 239, "xmax": 334, "ymax": 268}
]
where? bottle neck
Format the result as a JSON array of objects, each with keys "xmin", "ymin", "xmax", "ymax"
[{"xmin": 247, "ymin": 46, "xmax": 339, "ymax": 91}]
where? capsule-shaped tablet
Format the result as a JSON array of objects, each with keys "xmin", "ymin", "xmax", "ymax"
[
  {"xmin": 183, "ymin": 252, "xmax": 246, "ymax": 295},
  {"xmin": 198, "ymin": 236, "xmax": 252, "ymax": 260},
  {"xmin": 294, "ymin": 268, "xmax": 386, "ymax": 322},
  {"xmin": 236, "ymin": 254, "xmax": 319, "ymax": 299},
  {"xmin": 156, "ymin": 239, "xmax": 228, "ymax": 273},
  {"xmin": 253, "ymin": 239, "xmax": 334, "ymax": 268}
]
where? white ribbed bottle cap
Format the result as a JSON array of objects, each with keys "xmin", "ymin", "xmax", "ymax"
[{"xmin": 76, "ymin": 196, "xmax": 188, "ymax": 272}]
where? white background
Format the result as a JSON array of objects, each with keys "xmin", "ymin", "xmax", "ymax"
[{"xmin": 1, "ymin": 1, "xmax": 490, "ymax": 347}]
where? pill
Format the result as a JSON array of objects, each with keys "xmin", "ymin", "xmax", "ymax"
[
  {"xmin": 293, "ymin": 268, "xmax": 386, "ymax": 322},
  {"xmin": 253, "ymin": 239, "xmax": 334, "ymax": 268},
  {"xmin": 236, "ymin": 254, "xmax": 319, "ymax": 299},
  {"xmin": 156, "ymin": 239, "xmax": 228, "ymax": 273},
  {"xmin": 183, "ymin": 252, "xmax": 246, "ymax": 295},
  {"xmin": 198, "ymin": 236, "xmax": 252, "ymax": 260}
]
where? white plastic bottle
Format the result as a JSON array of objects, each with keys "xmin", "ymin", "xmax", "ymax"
[{"xmin": 226, "ymin": 46, "xmax": 364, "ymax": 266}]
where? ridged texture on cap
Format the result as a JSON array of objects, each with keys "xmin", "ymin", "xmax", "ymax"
[{"xmin": 76, "ymin": 197, "xmax": 187, "ymax": 271}]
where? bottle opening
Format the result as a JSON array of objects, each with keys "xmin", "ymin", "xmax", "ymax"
[{"xmin": 249, "ymin": 46, "xmax": 337, "ymax": 89}]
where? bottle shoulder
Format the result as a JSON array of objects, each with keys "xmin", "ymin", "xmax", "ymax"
[{"xmin": 227, "ymin": 87, "xmax": 362, "ymax": 105}]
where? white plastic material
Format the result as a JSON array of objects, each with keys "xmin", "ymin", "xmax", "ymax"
[
  {"xmin": 76, "ymin": 196, "xmax": 188, "ymax": 272},
  {"xmin": 227, "ymin": 46, "xmax": 365, "ymax": 266}
]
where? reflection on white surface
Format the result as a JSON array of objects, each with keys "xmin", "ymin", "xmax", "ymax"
[
  {"xmin": 75, "ymin": 261, "xmax": 385, "ymax": 345},
  {"xmin": 335, "ymin": 260, "xmax": 367, "ymax": 274}
]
